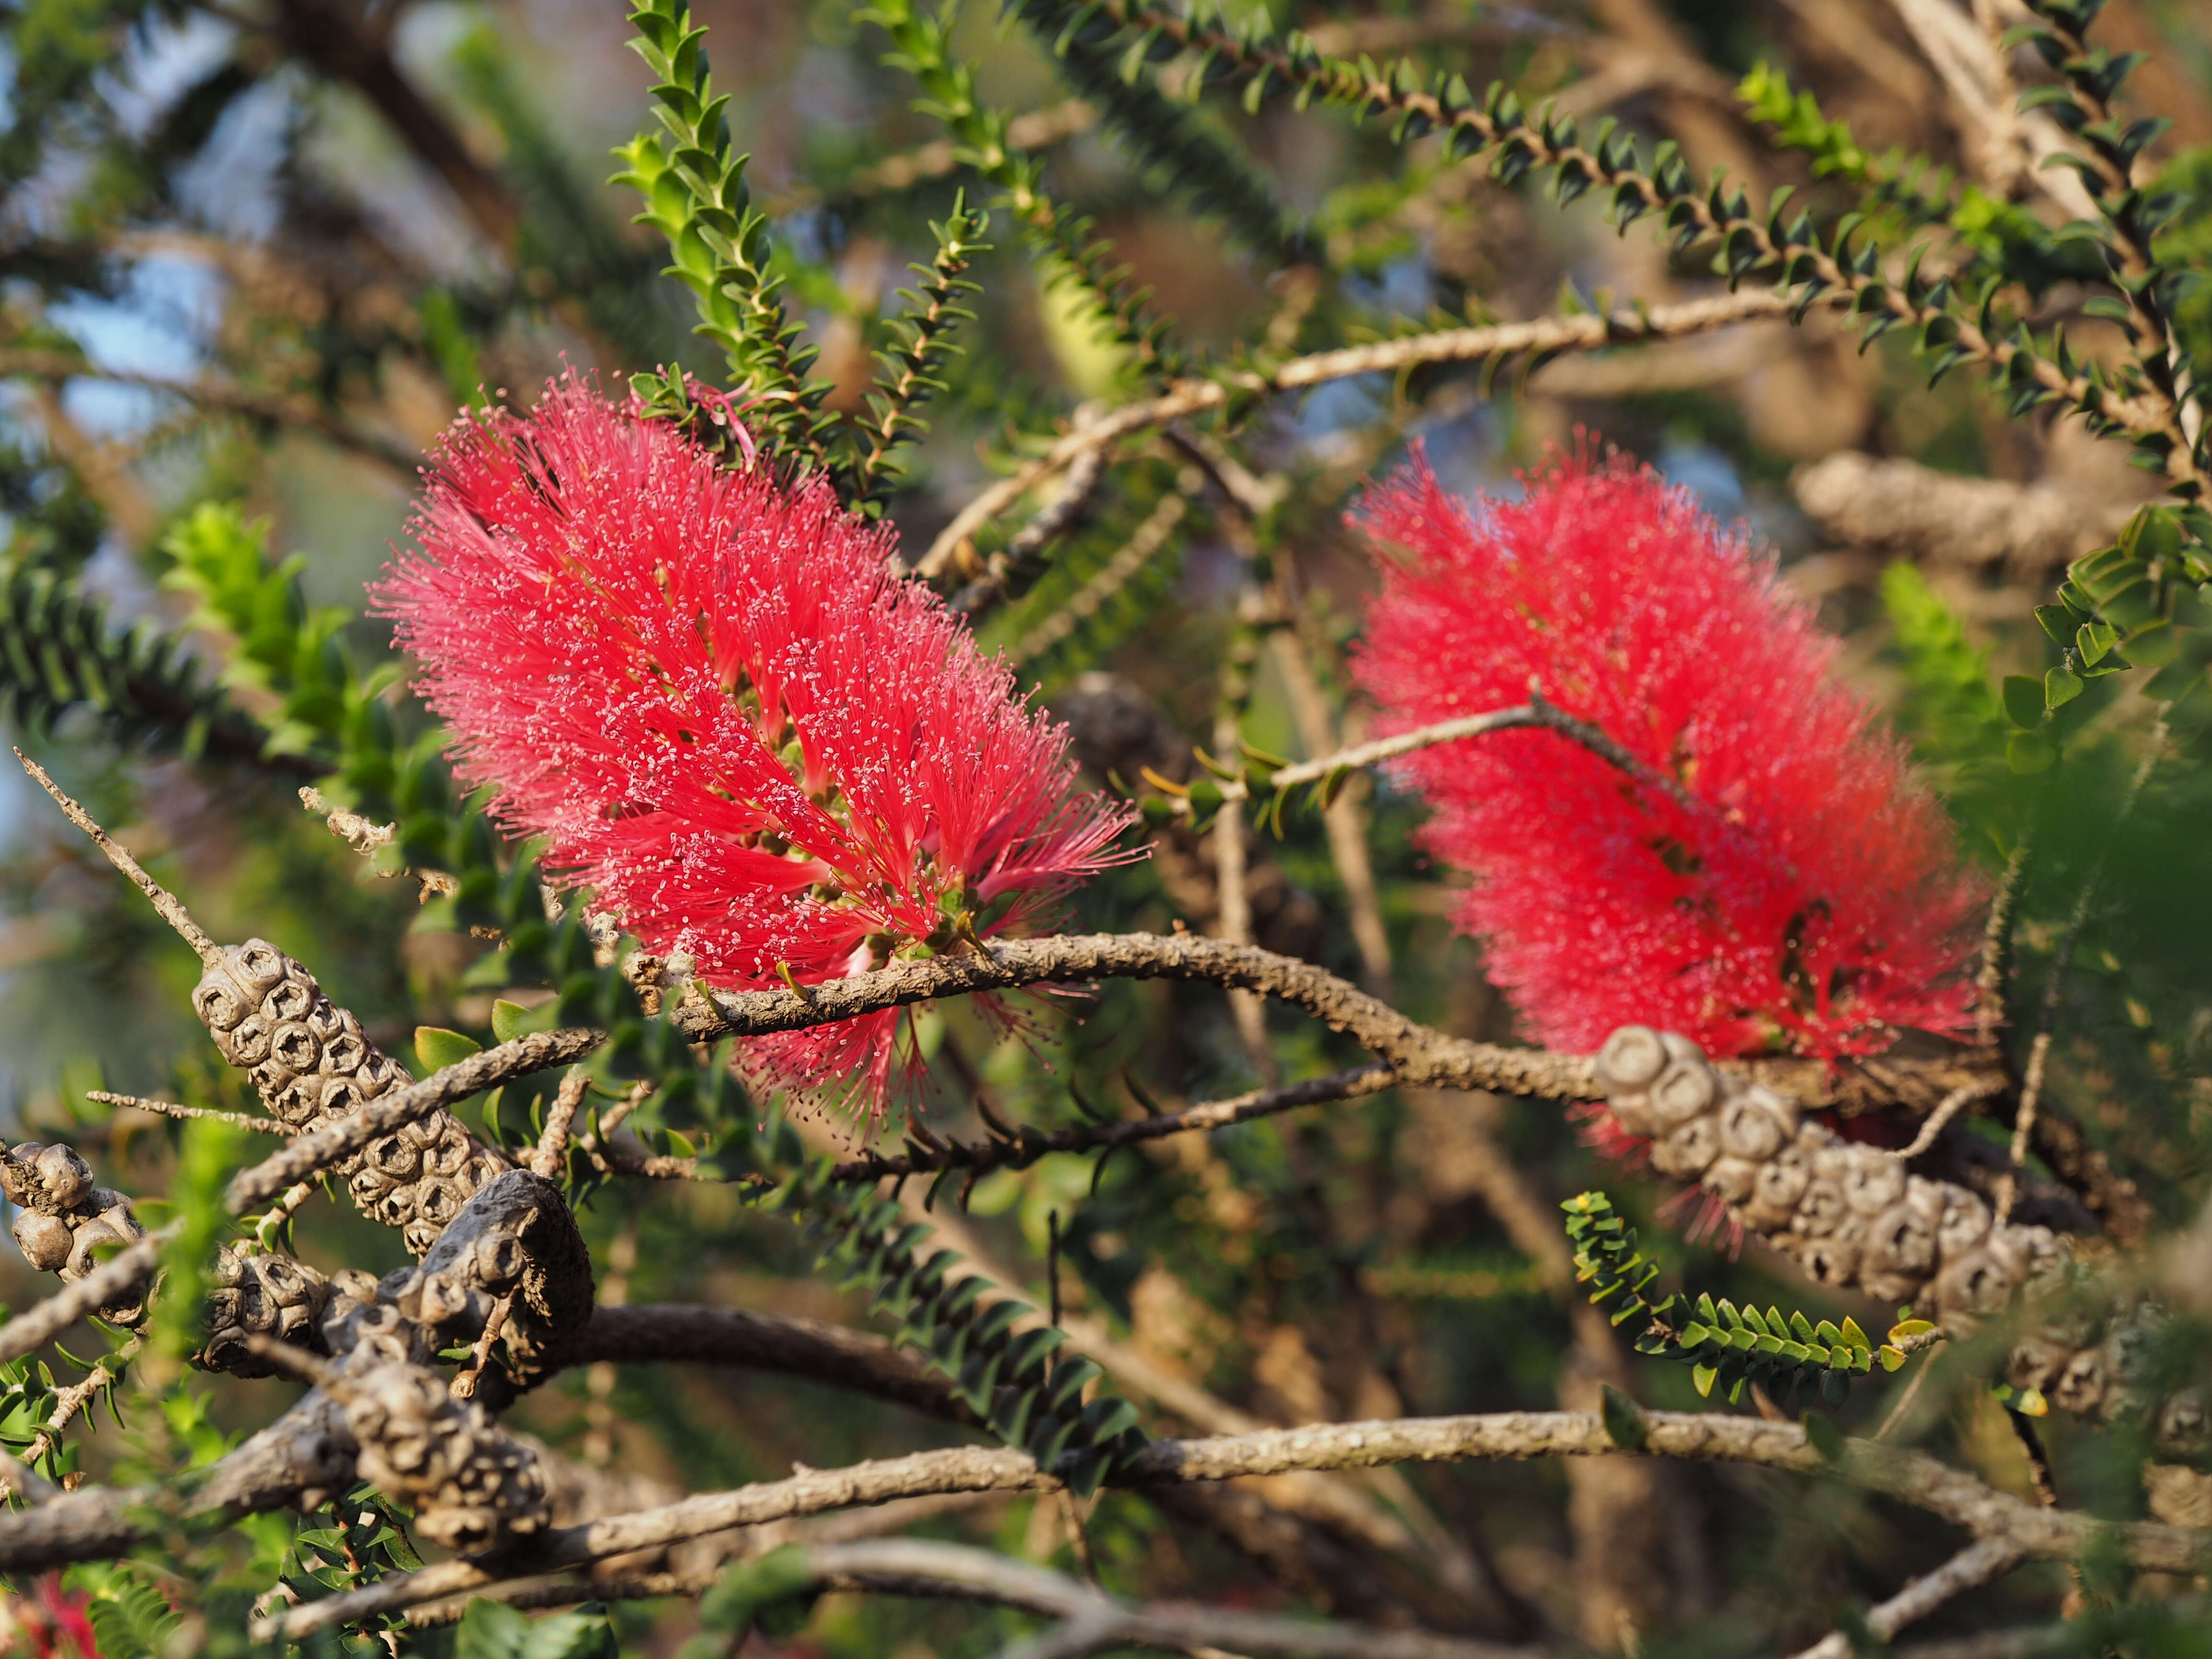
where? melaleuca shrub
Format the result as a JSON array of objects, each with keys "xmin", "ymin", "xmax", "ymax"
[
  {"xmin": 374, "ymin": 377, "xmax": 1134, "ymax": 1116},
  {"xmin": 1351, "ymin": 448, "xmax": 1984, "ymax": 1065}
]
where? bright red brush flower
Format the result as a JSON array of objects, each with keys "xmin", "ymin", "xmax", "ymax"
[
  {"xmin": 1350, "ymin": 447, "xmax": 1984, "ymax": 1064},
  {"xmin": 374, "ymin": 376, "xmax": 1135, "ymax": 1115}
]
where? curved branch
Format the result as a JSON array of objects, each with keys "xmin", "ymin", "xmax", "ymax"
[
  {"xmin": 670, "ymin": 932, "xmax": 1593, "ymax": 1098},
  {"xmin": 829, "ymin": 1065, "xmax": 1394, "ymax": 1183},
  {"xmin": 562, "ymin": 1305, "xmax": 981, "ymax": 1425},
  {"xmin": 404, "ymin": 1537, "xmax": 1538, "ymax": 1659},
  {"xmin": 225, "ymin": 1028, "xmax": 606, "ymax": 1213},
  {"xmin": 251, "ymin": 1409, "xmax": 2212, "ymax": 1637},
  {"xmin": 0, "ymin": 1229, "xmax": 169, "ymax": 1368},
  {"xmin": 916, "ymin": 290, "xmax": 1821, "ymax": 576}
]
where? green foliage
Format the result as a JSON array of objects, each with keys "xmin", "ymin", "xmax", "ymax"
[
  {"xmin": 74, "ymin": 1562, "xmax": 183, "ymax": 1659},
  {"xmin": 1004, "ymin": 0, "xmax": 1310, "ymax": 266},
  {"xmin": 2006, "ymin": 505, "xmax": 2212, "ymax": 750},
  {"xmin": 1564, "ymin": 1192, "xmax": 1893, "ymax": 1409},
  {"xmin": 845, "ymin": 197, "xmax": 992, "ymax": 508},
  {"xmin": 1739, "ymin": 62, "xmax": 2102, "ymax": 294},
  {"xmin": 456, "ymin": 1597, "xmax": 618, "ymax": 1659},
  {"xmin": 866, "ymin": 0, "xmax": 1185, "ymax": 386},
  {"xmin": 158, "ymin": 503, "xmax": 398, "ymax": 776},
  {"xmin": 679, "ymin": 1547, "xmax": 819, "ymax": 1658},
  {"xmin": 614, "ymin": 0, "xmax": 836, "ymax": 466},
  {"xmin": 0, "ymin": 555, "xmax": 273, "ymax": 769},
  {"xmin": 151, "ymin": 1115, "xmax": 249, "ymax": 1367},
  {"xmin": 760, "ymin": 1126, "xmax": 1148, "ymax": 1495},
  {"xmin": 1880, "ymin": 564, "xmax": 2019, "ymax": 846}
]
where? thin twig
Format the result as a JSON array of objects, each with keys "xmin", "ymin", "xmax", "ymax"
[
  {"xmin": 400, "ymin": 1537, "xmax": 1530, "ymax": 1657},
  {"xmin": 0, "ymin": 1229, "xmax": 173, "ymax": 1368},
  {"xmin": 250, "ymin": 1179, "xmax": 321, "ymax": 1253},
  {"xmin": 1010, "ymin": 491, "xmax": 1191, "ymax": 662},
  {"xmin": 532, "ymin": 1068, "xmax": 591, "ymax": 1179},
  {"xmin": 17, "ymin": 1335, "xmax": 143, "ymax": 1476},
  {"xmin": 828, "ymin": 1065, "xmax": 1395, "ymax": 1183},
  {"xmin": 84, "ymin": 1093, "xmax": 293, "ymax": 1135},
  {"xmin": 1997, "ymin": 745, "xmax": 2160, "ymax": 1223},
  {"xmin": 250, "ymin": 1407, "xmax": 2212, "ymax": 1636},
  {"xmin": 16, "ymin": 752, "xmax": 221, "ymax": 965},
  {"xmin": 226, "ymin": 1028, "xmax": 605, "ymax": 1212},
  {"xmin": 1178, "ymin": 695, "xmax": 1700, "ymax": 818},
  {"xmin": 916, "ymin": 291, "xmax": 1827, "ymax": 576},
  {"xmin": 1893, "ymin": 1080, "xmax": 2006, "ymax": 1161},
  {"xmin": 1874, "ymin": 1341, "xmax": 1946, "ymax": 1443},
  {"xmin": 1787, "ymin": 1537, "xmax": 2027, "ymax": 1659}
]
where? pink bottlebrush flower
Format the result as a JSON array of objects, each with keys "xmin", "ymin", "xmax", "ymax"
[
  {"xmin": 1350, "ymin": 446, "xmax": 1985, "ymax": 1064},
  {"xmin": 373, "ymin": 375, "xmax": 1135, "ymax": 1116}
]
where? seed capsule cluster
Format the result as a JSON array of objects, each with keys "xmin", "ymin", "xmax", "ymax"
[
  {"xmin": 0, "ymin": 1141, "xmax": 149, "ymax": 1324},
  {"xmin": 2007, "ymin": 1305, "xmax": 2210, "ymax": 1461},
  {"xmin": 1596, "ymin": 1026, "xmax": 2064, "ymax": 1330},
  {"xmin": 192, "ymin": 938, "xmax": 506, "ymax": 1254},
  {"xmin": 202, "ymin": 1243, "xmax": 333, "ymax": 1377},
  {"xmin": 342, "ymin": 1359, "xmax": 550, "ymax": 1554}
]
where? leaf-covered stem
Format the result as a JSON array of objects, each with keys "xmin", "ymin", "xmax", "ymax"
[
  {"xmin": 1046, "ymin": 0, "xmax": 2199, "ymax": 492},
  {"xmin": 845, "ymin": 200, "xmax": 990, "ymax": 507}
]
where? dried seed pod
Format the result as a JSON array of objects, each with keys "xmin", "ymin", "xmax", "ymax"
[
  {"xmin": 1796, "ymin": 1217, "xmax": 1866, "ymax": 1287},
  {"xmin": 1839, "ymin": 1148, "xmax": 1907, "ymax": 1218},
  {"xmin": 2158, "ymin": 1388, "xmax": 2211, "ymax": 1460},
  {"xmin": 343, "ymin": 1360, "xmax": 549, "ymax": 1555},
  {"xmin": 1744, "ymin": 1146, "xmax": 1811, "ymax": 1229},
  {"xmin": 2052, "ymin": 1346, "xmax": 2109, "ymax": 1416},
  {"xmin": 1650, "ymin": 1115, "xmax": 1721, "ymax": 1178},
  {"xmin": 11, "ymin": 1209, "xmax": 72, "ymax": 1274},
  {"xmin": 187, "ymin": 934, "xmax": 510, "ymax": 1254},
  {"xmin": 200, "ymin": 1246, "xmax": 333, "ymax": 1377},
  {"xmin": 1596, "ymin": 1025, "xmax": 1670, "ymax": 1093}
]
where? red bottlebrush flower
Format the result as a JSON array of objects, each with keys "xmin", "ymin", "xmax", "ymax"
[
  {"xmin": 1350, "ymin": 447, "xmax": 1984, "ymax": 1063},
  {"xmin": 0, "ymin": 1576, "xmax": 102, "ymax": 1658},
  {"xmin": 374, "ymin": 376, "xmax": 1135, "ymax": 1115}
]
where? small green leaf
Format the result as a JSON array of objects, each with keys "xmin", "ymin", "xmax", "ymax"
[
  {"xmin": 414, "ymin": 1026, "xmax": 482, "ymax": 1073},
  {"xmin": 1691, "ymin": 1363, "xmax": 1720, "ymax": 1398},
  {"xmin": 2044, "ymin": 665, "xmax": 2084, "ymax": 708},
  {"xmin": 1802, "ymin": 1410, "xmax": 1845, "ymax": 1464},
  {"xmin": 1599, "ymin": 1383, "xmax": 1648, "ymax": 1449},
  {"xmin": 492, "ymin": 998, "xmax": 558, "ymax": 1042},
  {"xmin": 2076, "ymin": 617, "xmax": 2119, "ymax": 664},
  {"xmin": 2007, "ymin": 731, "xmax": 2056, "ymax": 774},
  {"xmin": 1887, "ymin": 1318, "xmax": 1938, "ymax": 1342},
  {"xmin": 1839, "ymin": 1316, "xmax": 1869, "ymax": 1348},
  {"xmin": 1878, "ymin": 1345, "xmax": 1907, "ymax": 1372},
  {"xmin": 2001, "ymin": 673, "xmax": 2045, "ymax": 728}
]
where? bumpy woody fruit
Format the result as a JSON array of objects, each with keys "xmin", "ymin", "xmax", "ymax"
[
  {"xmin": 0, "ymin": 1141, "xmax": 148, "ymax": 1324},
  {"xmin": 191, "ymin": 938, "xmax": 507, "ymax": 1254}
]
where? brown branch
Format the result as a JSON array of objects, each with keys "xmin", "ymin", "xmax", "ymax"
[
  {"xmin": 669, "ymin": 931, "xmax": 1593, "ymax": 1098},
  {"xmin": 1792, "ymin": 453, "xmax": 2134, "ymax": 578},
  {"xmin": 251, "ymin": 1409, "xmax": 2212, "ymax": 1638},
  {"xmin": 0, "ymin": 1228, "xmax": 171, "ymax": 1368},
  {"xmin": 224, "ymin": 1028, "xmax": 605, "ymax": 1213},
  {"xmin": 558, "ymin": 1305, "xmax": 984, "ymax": 1426},
  {"xmin": 0, "ymin": 349, "xmax": 418, "ymax": 473},
  {"xmin": 16, "ymin": 752, "xmax": 222, "ymax": 965},
  {"xmin": 828, "ymin": 1065, "xmax": 1396, "ymax": 1183},
  {"xmin": 1788, "ymin": 1537, "xmax": 2027, "ymax": 1659},
  {"xmin": 84, "ymin": 1092, "xmax": 293, "ymax": 1135},
  {"xmin": 917, "ymin": 291, "xmax": 1824, "ymax": 576}
]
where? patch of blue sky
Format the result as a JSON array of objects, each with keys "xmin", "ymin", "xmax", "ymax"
[{"xmin": 98, "ymin": 11, "xmax": 235, "ymax": 142}]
